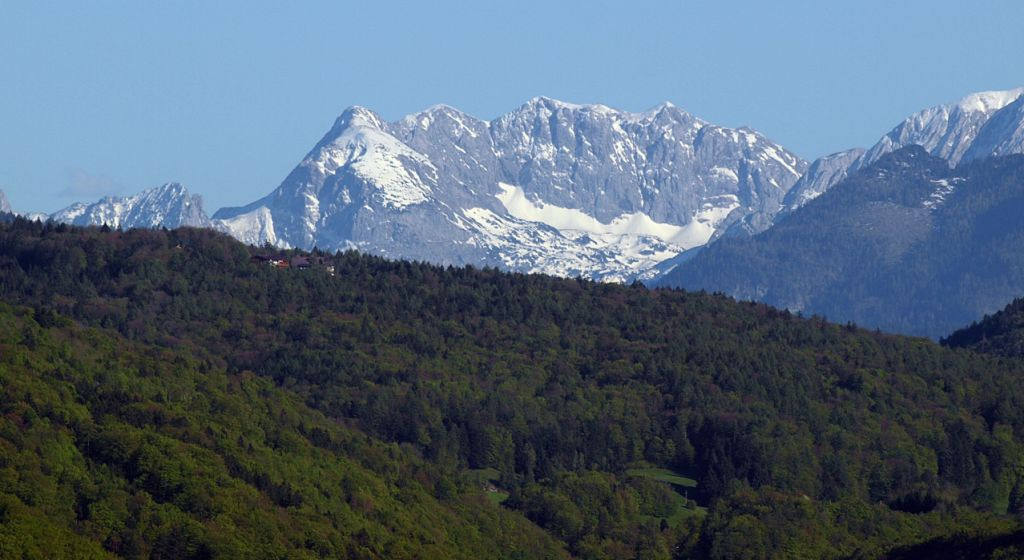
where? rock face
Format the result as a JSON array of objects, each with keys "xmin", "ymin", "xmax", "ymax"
[
  {"xmin": 781, "ymin": 148, "xmax": 866, "ymax": 212},
  {"xmin": 50, "ymin": 183, "xmax": 212, "ymax": 229},
  {"xmin": 213, "ymin": 98, "xmax": 807, "ymax": 280},
  {"xmin": 785, "ymin": 88, "xmax": 1024, "ymax": 212},
  {"xmin": 0, "ymin": 190, "xmax": 10, "ymax": 214}
]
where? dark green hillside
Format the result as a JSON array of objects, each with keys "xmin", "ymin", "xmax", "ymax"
[
  {"xmin": 944, "ymin": 297, "xmax": 1024, "ymax": 358},
  {"xmin": 659, "ymin": 147, "xmax": 1024, "ymax": 339},
  {"xmin": 3, "ymin": 219, "xmax": 1024, "ymax": 557},
  {"xmin": 0, "ymin": 303, "xmax": 568, "ymax": 559}
]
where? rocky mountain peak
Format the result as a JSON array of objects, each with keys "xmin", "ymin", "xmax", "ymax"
[{"xmin": 332, "ymin": 105, "xmax": 386, "ymax": 131}]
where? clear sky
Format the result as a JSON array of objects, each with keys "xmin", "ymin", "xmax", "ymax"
[{"xmin": 2, "ymin": 1, "xmax": 1023, "ymax": 213}]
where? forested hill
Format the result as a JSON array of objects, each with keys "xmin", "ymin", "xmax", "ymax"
[
  {"xmin": 4, "ymin": 219, "xmax": 1024, "ymax": 558},
  {"xmin": 0, "ymin": 303, "xmax": 567, "ymax": 559},
  {"xmin": 944, "ymin": 297, "xmax": 1024, "ymax": 358}
]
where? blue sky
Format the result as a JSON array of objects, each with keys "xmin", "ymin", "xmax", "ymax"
[{"xmin": 2, "ymin": 1, "xmax": 1023, "ymax": 213}]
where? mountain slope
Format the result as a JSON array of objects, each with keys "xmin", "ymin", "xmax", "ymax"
[
  {"xmin": 0, "ymin": 189, "xmax": 10, "ymax": 214},
  {"xmin": 214, "ymin": 98, "xmax": 807, "ymax": 280},
  {"xmin": 787, "ymin": 88, "xmax": 1024, "ymax": 210},
  {"xmin": 659, "ymin": 147, "xmax": 1024, "ymax": 338},
  {"xmin": 51, "ymin": 182, "xmax": 212, "ymax": 229}
]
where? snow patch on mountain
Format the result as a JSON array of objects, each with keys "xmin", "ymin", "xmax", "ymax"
[
  {"xmin": 957, "ymin": 88, "xmax": 1024, "ymax": 114},
  {"xmin": 431, "ymin": 173, "xmax": 746, "ymax": 281},
  {"xmin": 922, "ymin": 178, "xmax": 961, "ymax": 211},
  {"xmin": 495, "ymin": 182, "xmax": 735, "ymax": 249},
  {"xmin": 313, "ymin": 123, "xmax": 436, "ymax": 210},
  {"xmin": 460, "ymin": 206, "xmax": 684, "ymax": 282},
  {"xmin": 711, "ymin": 166, "xmax": 739, "ymax": 183}
]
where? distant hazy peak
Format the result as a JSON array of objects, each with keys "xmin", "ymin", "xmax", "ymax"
[{"xmin": 50, "ymin": 182, "xmax": 211, "ymax": 229}]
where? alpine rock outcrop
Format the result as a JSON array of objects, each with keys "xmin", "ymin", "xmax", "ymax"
[
  {"xmin": 213, "ymin": 98, "xmax": 808, "ymax": 280},
  {"xmin": 0, "ymin": 190, "xmax": 11, "ymax": 214}
]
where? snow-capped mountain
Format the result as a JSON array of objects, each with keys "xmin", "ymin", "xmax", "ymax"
[
  {"xmin": 860, "ymin": 88, "xmax": 1024, "ymax": 167},
  {"xmin": 50, "ymin": 183, "xmax": 211, "ymax": 229},
  {"xmin": 0, "ymin": 190, "xmax": 10, "ymax": 214},
  {"xmin": 786, "ymin": 88, "xmax": 1024, "ymax": 211},
  {"xmin": 213, "ymin": 98, "xmax": 807, "ymax": 280},
  {"xmin": 963, "ymin": 94, "xmax": 1024, "ymax": 161}
]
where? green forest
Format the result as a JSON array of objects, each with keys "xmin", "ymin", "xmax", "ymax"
[{"xmin": 3, "ymin": 218, "xmax": 1024, "ymax": 558}]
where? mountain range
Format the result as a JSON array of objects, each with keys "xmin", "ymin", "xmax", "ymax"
[
  {"xmin": 25, "ymin": 98, "xmax": 807, "ymax": 281},
  {"xmin": 211, "ymin": 99, "xmax": 806, "ymax": 281},
  {"xmin": 19, "ymin": 87, "xmax": 1024, "ymax": 286}
]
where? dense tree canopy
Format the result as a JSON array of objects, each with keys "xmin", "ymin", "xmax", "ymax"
[{"xmin": 944, "ymin": 297, "xmax": 1024, "ymax": 358}]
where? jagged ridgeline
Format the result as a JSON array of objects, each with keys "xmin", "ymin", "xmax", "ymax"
[{"xmin": 3, "ymin": 220, "xmax": 1024, "ymax": 558}]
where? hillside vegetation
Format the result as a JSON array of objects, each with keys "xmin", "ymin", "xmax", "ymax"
[
  {"xmin": 944, "ymin": 297, "xmax": 1024, "ymax": 358},
  {"xmin": 0, "ymin": 302, "xmax": 568, "ymax": 559},
  {"xmin": 2, "ymin": 219, "xmax": 1024, "ymax": 557}
]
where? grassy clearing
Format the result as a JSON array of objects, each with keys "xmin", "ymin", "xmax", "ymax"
[
  {"xmin": 625, "ymin": 467, "xmax": 698, "ymax": 488},
  {"xmin": 486, "ymin": 491, "xmax": 511, "ymax": 506},
  {"xmin": 629, "ymin": 467, "xmax": 705, "ymax": 526}
]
